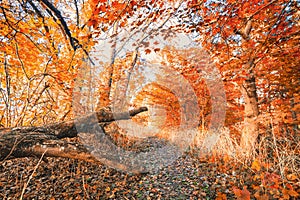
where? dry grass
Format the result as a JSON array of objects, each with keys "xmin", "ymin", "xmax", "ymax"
[
  {"xmin": 188, "ymin": 123, "xmax": 299, "ymax": 181},
  {"xmin": 190, "ymin": 128, "xmax": 239, "ymax": 158},
  {"xmin": 256, "ymin": 131, "xmax": 300, "ymax": 179}
]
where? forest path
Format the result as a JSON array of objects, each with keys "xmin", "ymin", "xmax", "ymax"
[{"xmin": 0, "ymin": 155, "xmax": 236, "ymax": 199}]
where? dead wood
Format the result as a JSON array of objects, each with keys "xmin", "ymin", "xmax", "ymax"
[{"xmin": 0, "ymin": 107, "xmax": 148, "ymax": 166}]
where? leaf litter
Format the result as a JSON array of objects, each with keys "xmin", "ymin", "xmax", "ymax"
[{"xmin": 0, "ymin": 153, "xmax": 299, "ymax": 199}]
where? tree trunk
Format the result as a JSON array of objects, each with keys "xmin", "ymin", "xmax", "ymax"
[
  {"xmin": 290, "ymin": 95, "xmax": 299, "ymax": 134},
  {"xmin": 0, "ymin": 107, "xmax": 147, "ymax": 166},
  {"xmin": 96, "ymin": 22, "xmax": 119, "ymax": 109},
  {"xmin": 240, "ymin": 72, "xmax": 259, "ymax": 154}
]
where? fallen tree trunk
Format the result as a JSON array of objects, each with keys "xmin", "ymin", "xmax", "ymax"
[{"xmin": 0, "ymin": 107, "xmax": 148, "ymax": 165}]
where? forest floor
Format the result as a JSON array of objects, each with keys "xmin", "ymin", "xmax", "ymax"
[{"xmin": 0, "ymin": 153, "xmax": 299, "ymax": 199}]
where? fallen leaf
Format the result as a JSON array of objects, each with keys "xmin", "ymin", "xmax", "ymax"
[
  {"xmin": 216, "ymin": 192, "xmax": 227, "ymax": 200},
  {"xmin": 286, "ymin": 173, "xmax": 298, "ymax": 181},
  {"xmin": 233, "ymin": 186, "xmax": 251, "ymax": 200},
  {"xmin": 251, "ymin": 159, "xmax": 261, "ymax": 172},
  {"xmin": 288, "ymin": 189, "xmax": 299, "ymax": 197},
  {"xmin": 254, "ymin": 191, "xmax": 269, "ymax": 200}
]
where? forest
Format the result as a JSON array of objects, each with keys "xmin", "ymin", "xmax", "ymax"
[{"xmin": 0, "ymin": 0, "xmax": 299, "ymax": 199}]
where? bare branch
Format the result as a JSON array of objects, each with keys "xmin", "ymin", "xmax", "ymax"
[{"xmin": 40, "ymin": 0, "xmax": 79, "ymax": 50}]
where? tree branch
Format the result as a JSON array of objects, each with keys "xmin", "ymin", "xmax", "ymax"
[
  {"xmin": 40, "ymin": 0, "xmax": 79, "ymax": 50},
  {"xmin": 0, "ymin": 106, "xmax": 148, "ymax": 165}
]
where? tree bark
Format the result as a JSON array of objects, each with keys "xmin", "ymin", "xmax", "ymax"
[
  {"xmin": 0, "ymin": 107, "xmax": 148, "ymax": 164},
  {"xmin": 290, "ymin": 94, "xmax": 299, "ymax": 134},
  {"xmin": 240, "ymin": 72, "xmax": 260, "ymax": 154}
]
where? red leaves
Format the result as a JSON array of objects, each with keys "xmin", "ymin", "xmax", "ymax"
[
  {"xmin": 88, "ymin": 0, "xmax": 132, "ymax": 28},
  {"xmin": 144, "ymin": 49, "xmax": 151, "ymax": 54},
  {"xmin": 154, "ymin": 48, "xmax": 160, "ymax": 53},
  {"xmin": 262, "ymin": 172, "xmax": 281, "ymax": 189},
  {"xmin": 216, "ymin": 192, "xmax": 227, "ymax": 200},
  {"xmin": 233, "ymin": 186, "xmax": 251, "ymax": 200},
  {"xmin": 111, "ymin": 1, "xmax": 125, "ymax": 10},
  {"xmin": 87, "ymin": 19, "xmax": 97, "ymax": 27}
]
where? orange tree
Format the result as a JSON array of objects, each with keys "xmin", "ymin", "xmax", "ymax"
[
  {"xmin": 185, "ymin": 0, "xmax": 300, "ymax": 151},
  {"xmin": 0, "ymin": 0, "xmax": 94, "ymax": 127}
]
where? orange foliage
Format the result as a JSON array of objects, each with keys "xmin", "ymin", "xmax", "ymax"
[
  {"xmin": 0, "ymin": 0, "xmax": 92, "ymax": 127},
  {"xmin": 1, "ymin": 0, "xmax": 298, "ymax": 143},
  {"xmin": 189, "ymin": 0, "xmax": 300, "ymax": 137}
]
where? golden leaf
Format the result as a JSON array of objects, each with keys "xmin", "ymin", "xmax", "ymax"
[
  {"xmin": 251, "ymin": 159, "xmax": 261, "ymax": 172},
  {"xmin": 286, "ymin": 173, "xmax": 298, "ymax": 181}
]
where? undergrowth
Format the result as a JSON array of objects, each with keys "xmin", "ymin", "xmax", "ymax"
[{"xmin": 188, "ymin": 124, "xmax": 300, "ymax": 199}]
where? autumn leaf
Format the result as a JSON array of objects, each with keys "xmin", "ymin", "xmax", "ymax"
[
  {"xmin": 87, "ymin": 19, "xmax": 97, "ymax": 27},
  {"xmin": 216, "ymin": 192, "xmax": 227, "ymax": 200},
  {"xmin": 145, "ymin": 49, "xmax": 151, "ymax": 54},
  {"xmin": 287, "ymin": 174, "xmax": 298, "ymax": 181},
  {"xmin": 254, "ymin": 192, "xmax": 269, "ymax": 200},
  {"xmin": 251, "ymin": 159, "xmax": 261, "ymax": 172},
  {"xmin": 289, "ymin": 190, "xmax": 300, "ymax": 197},
  {"xmin": 233, "ymin": 186, "xmax": 251, "ymax": 200},
  {"xmin": 112, "ymin": 1, "xmax": 125, "ymax": 10},
  {"xmin": 154, "ymin": 48, "xmax": 160, "ymax": 53}
]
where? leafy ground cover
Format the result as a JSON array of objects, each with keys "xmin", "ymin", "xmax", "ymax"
[{"xmin": 1, "ymin": 152, "xmax": 299, "ymax": 199}]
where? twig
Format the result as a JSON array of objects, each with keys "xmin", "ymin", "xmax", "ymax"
[
  {"xmin": 82, "ymin": 176, "xmax": 90, "ymax": 199},
  {"xmin": 271, "ymin": 118, "xmax": 285, "ymax": 179},
  {"xmin": 19, "ymin": 149, "xmax": 48, "ymax": 200}
]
